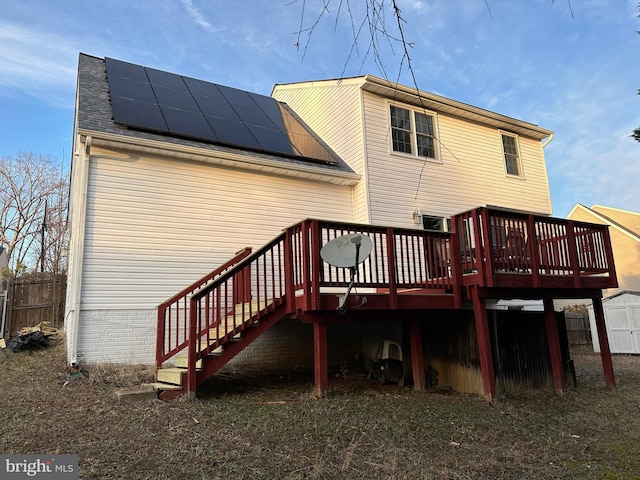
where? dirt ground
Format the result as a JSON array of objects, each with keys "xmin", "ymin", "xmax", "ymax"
[{"xmin": 1, "ymin": 342, "xmax": 639, "ymax": 479}]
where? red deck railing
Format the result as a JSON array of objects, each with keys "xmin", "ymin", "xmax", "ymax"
[
  {"xmin": 156, "ymin": 210, "xmax": 617, "ymax": 393},
  {"xmin": 452, "ymin": 207, "xmax": 617, "ymax": 289}
]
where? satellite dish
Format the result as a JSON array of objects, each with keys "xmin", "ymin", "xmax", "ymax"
[
  {"xmin": 320, "ymin": 233, "xmax": 372, "ymax": 312},
  {"xmin": 320, "ymin": 233, "xmax": 373, "ymax": 268}
]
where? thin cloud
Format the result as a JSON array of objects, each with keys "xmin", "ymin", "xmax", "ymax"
[
  {"xmin": 0, "ymin": 23, "xmax": 76, "ymax": 106},
  {"xmin": 181, "ymin": 0, "xmax": 221, "ymax": 34}
]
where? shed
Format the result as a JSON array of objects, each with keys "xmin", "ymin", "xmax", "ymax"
[{"xmin": 589, "ymin": 291, "xmax": 640, "ymax": 354}]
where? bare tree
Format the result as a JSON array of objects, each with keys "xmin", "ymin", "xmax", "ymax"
[{"xmin": 0, "ymin": 152, "xmax": 69, "ymax": 275}]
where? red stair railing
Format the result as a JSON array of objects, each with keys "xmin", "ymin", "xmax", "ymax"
[
  {"xmin": 156, "ymin": 247, "xmax": 252, "ymax": 368},
  {"xmin": 186, "ymin": 232, "xmax": 290, "ymax": 392}
]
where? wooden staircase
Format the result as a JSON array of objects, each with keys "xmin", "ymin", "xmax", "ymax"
[{"xmin": 153, "ymin": 300, "xmax": 287, "ymax": 399}]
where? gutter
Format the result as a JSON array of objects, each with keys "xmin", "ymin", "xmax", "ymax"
[{"xmin": 80, "ymin": 130, "xmax": 361, "ymax": 187}]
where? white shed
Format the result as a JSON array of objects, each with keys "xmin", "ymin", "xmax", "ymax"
[{"xmin": 589, "ymin": 291, "xmax": 640, "ymax": 354}]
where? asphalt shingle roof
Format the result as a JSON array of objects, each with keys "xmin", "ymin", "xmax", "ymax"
[{"xmin": 76, "ymin": 53, "xmax": 355, "ymax": 175}]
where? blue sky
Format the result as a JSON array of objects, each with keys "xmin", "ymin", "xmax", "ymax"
[{"xmin": 1, "ymin": 0, "xmax": 638, "ymax": 217}]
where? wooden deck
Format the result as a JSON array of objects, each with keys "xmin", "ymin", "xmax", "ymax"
[{"xmin": 156, "ymin": 207, "xmax": 618, "ymax": 400}]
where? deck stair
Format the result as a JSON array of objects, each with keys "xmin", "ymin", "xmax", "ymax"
[
  {"xmin": 154, "ymin": 213, "xmax": 617, "ymax": 399},
  {"xmin": 153, "ymin": 299, "xmax": 283, "ymax": 398}
]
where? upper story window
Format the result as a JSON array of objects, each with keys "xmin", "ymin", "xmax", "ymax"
[
  {"xmin": 501, "ymin": 133, "xmax": 522, "ymax": 176},
  {"xmin": 390, "ymin": 105, "xmax": 437, "ymax": 160}
]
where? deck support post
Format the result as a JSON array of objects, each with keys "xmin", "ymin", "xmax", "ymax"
[
  {"xmin": 313, "ymin": 321, "xmax": 329, "ymax": 398},
  {"xmin": 592, "ymin": 297, "xmax": 616, "ymax": 387},
  {"xmin": 409, "ymin": 321, "xmax": 425, "ymax": 391},
  {"xmin": 543, "ymin": 299, "xmax": 565, "ymax": 395},
  {"xmin": 471, "ymin": 287, "xmax": 496, "ymax": 400}
]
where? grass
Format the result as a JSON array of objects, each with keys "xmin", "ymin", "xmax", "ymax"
[{"xmin": 1, "ymin": 342, "xmax": 639, "ymax": 479}]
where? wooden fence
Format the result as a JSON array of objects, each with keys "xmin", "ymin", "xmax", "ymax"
[
  {"xmin": 2, "ymin": 274, "xmax": 67, "ymax": 338},
  {"xmin": 564, "ymin": 311, "xmax": 592, "ymax": 345}
]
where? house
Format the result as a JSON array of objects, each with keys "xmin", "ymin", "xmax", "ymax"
[
  {"xmin": 65, "ymin": 53, "xmax": 617, "ymax": 400},
  {"xmin": 567, "ymin": 204, "xmax": 640, "ymax": 296}
]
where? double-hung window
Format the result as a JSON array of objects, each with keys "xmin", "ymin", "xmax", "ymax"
[
  {"xmin": 501, "ymin": 133, "xmax": 522, "ymax": 176},
  {"xmin": 390, "ymin": 105, "xmax": 437, "ymax": 160}
]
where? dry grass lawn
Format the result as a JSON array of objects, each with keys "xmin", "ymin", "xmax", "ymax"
[{"xmin": 1, "ymin": 342, "xmax": 639, "ymax": 479}]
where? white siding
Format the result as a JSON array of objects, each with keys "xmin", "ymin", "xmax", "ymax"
[
  {"xmin": 274, "ymin": 82, "xmax": 552, "ymax": 231},
  {"xmin": 81, "ymin": 151, "xmax": 355, "ymax": 310},
  {"xmin": 272, "ymin": 80, "xmax": 370, "ymax": 223},
  {"xmin": 361, "ymin": 92, "xmax": 553, "ymax": 228},
  {"xmin": 74, "ymin": 149, "xmax": 355, "ymax": 364}
]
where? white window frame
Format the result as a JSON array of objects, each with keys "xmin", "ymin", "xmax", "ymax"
[
  {"xmin": 422, "ymin": 215, "xmax": 452, "ymax": 232},
  {"xmin": 500, "ymin": 132, "xmax": 523, "ymax": 177},
  {"xmin": 389, "ymin": 102, "xmax": 440, "ymax": 162}
]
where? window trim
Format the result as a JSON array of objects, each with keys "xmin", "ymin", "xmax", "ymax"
[
  {"xmin": 422, "ymin": 215, "xmax": 452, "ymax": 232},
  {"xmin": 389, "ymin": 102, "xmax": 440, "ymax": 162},
  {"xmin": 500, "ymin": 131, "xmax": 524, "ymax": 178}
]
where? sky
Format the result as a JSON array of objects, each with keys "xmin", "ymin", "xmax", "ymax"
[{"xmin": 1, "ymin": 0, "xmax": 638, "ymax": 217}]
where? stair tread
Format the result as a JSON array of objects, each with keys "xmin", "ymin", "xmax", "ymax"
[{"xmin": 144, "ymin": 382, "xmax": 183, "ymax": 391}]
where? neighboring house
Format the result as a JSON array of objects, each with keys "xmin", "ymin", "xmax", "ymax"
[
  {"xmin": 567, "ymin": 204, "xmax": 640, "ymax": 296},
  {"xmin": 66, "ymin": 54, "xmax": 617, "ymax": 400}
]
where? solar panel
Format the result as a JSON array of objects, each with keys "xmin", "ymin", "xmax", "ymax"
[
  {"xmin": 108, "ymin": 76, "xmax": 156, "ymax": 103},
  {"xmin": 247, "ymin": 125, "xmax": 298, "ymax": 156},
  {"xmin": 105, "ymin": 57, "xmax": 337, "ymax": 164},
  {"xmin": 154, "ymin": 85, "xmax": 199, "ymax": 112},
  {"xmin": 105, "ymin": 57, "xmax": 147, "ymax": 82},
  {"xmin": 206, "ymin": 116, "xmax": 262, "ymax": 150},
  {"xmin": 193, "ymin": 94, "xmax": 239, "ymax": 120},
  {"xmin": 110, "ymin": 96, "xmax": 168, "ymax": 132},
  {"xmin": 162, "ymin": 106, "xmax": 216, "ymax": 139},
  {"xmin": 146, "ymin": 68, "xmax": 187, "ymax": 89}
]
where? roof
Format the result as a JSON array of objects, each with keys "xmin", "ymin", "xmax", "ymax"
[
  {"xmin": 568, "ymin": 204, "xmax": 640, "ymax": 242},
  {"xmin": 273, "ymin": 75, "xmax": 553, "ymax": 141},
  {"xmin": 602, "ymin": 290, "xmax": 640, "ymax": 302},
  {"xmin": 75, "ymin": 54, "xmax": 359, "ymax": 185}
]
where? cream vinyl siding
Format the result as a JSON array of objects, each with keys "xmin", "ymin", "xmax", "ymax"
[
  {"xmin": 568, "ymin": 205, "xmax": 640, "ymax": 295},
  {"xmin": 592, "ymin": 206, "xmax": 640, "ymax": 235},
  {"xmin": 81, "ymin": 150, "xmax": 355, "ymax": 310},
  {"xmin": 361, "ymin": 92, "xmax": 552, "ymax": 228},
  {"xmin": 272, "ymin": 80, "xmax": 369, "ymax": 223}
]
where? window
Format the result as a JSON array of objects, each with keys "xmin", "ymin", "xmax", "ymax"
[
  {"xmin": 422, "ymin": 215, "xmax": 451, "ymax": 232},
  {"xmin": 501, "ymin": 133, "xmax": 521, "ymax": 176},
  {"xmin": 390, "ymin": 105, "xmax": 437, "ymax": 159}
]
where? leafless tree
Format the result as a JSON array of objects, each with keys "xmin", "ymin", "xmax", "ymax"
[
  {"xmin": 292, "ymin": 1, "xmax": 574, "ymax": 83},
  {"xmin": 0, "ymin": 152, "xmax": 69, "ymax": 275}
]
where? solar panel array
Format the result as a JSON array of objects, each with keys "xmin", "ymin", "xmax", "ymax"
[{"xmin": 105, "ymin": 57, "xmax": 336, "ymax": 164}]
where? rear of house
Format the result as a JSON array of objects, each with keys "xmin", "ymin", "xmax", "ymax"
[
  {"xmin": 272, "ymin": 76, "xmax": 553, "ymax": 229},
  {"xmin": 65, "ymin": 54, "xmax": 617, "ymax": 399}
]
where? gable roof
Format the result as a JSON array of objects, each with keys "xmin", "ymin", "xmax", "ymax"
[
  {"xmin": 273, "ymin": 75, "xmax": 553, "ymax": 141},
  {"xmin": 75, "ymin": 54, "xmax": 359, "ymax": 186},
  {"xmin": 568, "ymin": 204, "xmax": 640, "ymax": 242}
]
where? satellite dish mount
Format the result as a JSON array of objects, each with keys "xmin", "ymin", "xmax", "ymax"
[{"xmin": 320, "ymin": 233, "xmax": 373, "ymax": 311}]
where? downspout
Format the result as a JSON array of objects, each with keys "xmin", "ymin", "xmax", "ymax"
[
  {"xmin": 65, "ymin": 135, "xmax": 91, "ymax": 365},
  {"xmin": 540, "ymin": 132, "xmax": 554, "ymax": 215}
]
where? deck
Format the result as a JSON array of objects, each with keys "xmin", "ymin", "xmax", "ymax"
[{"xmin": 156, "ymin": 207, "xmax": 617, "ymax": 400}]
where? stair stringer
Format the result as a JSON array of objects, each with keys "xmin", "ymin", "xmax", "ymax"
[
  {"xmin": 196, "ymin": 303, "xmax": 290, "ymax": 386},
  {"xmin": 157, "ymin": 302, "xmax": 289, "ymax": 399}
]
